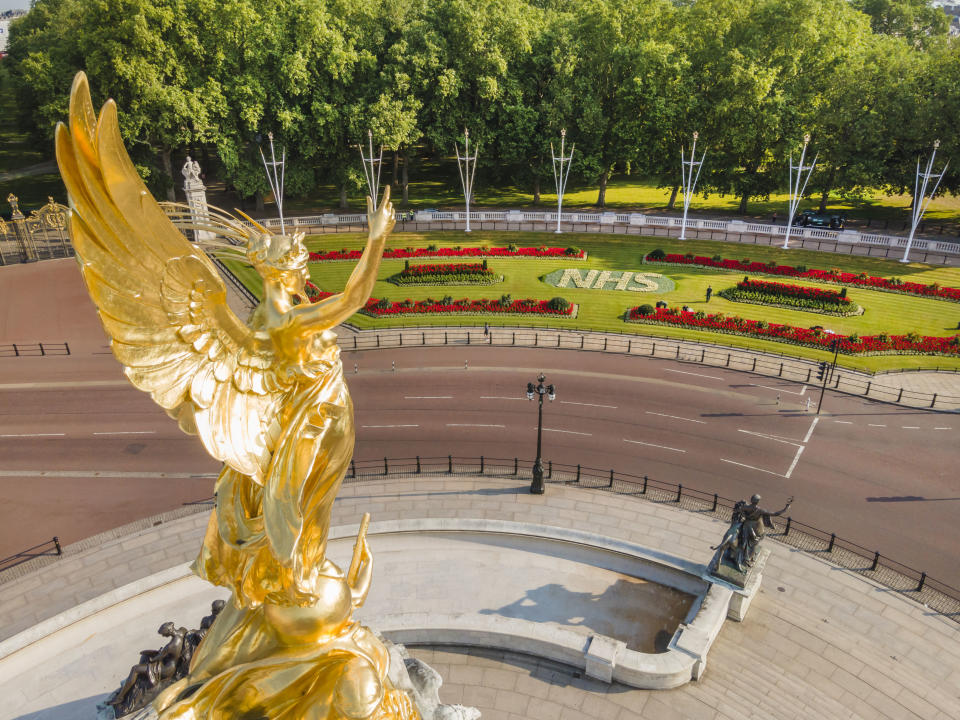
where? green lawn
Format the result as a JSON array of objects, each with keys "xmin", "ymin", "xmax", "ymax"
[{"xmin": 223, "ymin": 231, "xmax": 960, "ymax": 373}]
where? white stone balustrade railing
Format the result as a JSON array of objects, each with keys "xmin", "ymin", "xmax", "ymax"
[{"xmin": 238, "ymin": 209, "xmax": 960, "ymax": 259}]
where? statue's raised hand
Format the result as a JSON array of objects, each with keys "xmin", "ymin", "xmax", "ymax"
[{"xmin": 367, "ymin": 185, "xmax": 396, "ymax": 241}]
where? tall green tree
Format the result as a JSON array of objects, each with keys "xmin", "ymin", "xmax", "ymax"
[{"xmin": 9, "ymin": 0, "xmax": 220, "ymax": 200}]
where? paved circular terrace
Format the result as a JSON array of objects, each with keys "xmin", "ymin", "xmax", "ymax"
[{"xmin": 1, "ymin": 475, "xmax": 957, "ymax": 720}]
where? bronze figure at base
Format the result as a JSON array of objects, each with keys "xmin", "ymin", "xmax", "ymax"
[{"xmin": 708, "ymin": 494, "xmax": 792, "ymax": 588}]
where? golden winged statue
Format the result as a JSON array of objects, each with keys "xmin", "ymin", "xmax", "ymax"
[{"xmin": 56, "ymin": 72, "xmax": 420, "ymax": 720}]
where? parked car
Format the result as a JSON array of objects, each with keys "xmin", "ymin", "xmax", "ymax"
[{"xmin": 793, "ymin": 210, "xmax": 845, "ymax": 229}]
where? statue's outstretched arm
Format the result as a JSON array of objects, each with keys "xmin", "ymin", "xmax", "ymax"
[{"xmin": 292, "ymin": 187, "xmax": 395, "ymax": 331}]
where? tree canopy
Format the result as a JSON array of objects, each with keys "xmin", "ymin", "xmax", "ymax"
[{"xmin": 8, "ymin": 0, "xmax": 959, "ymax": 211}]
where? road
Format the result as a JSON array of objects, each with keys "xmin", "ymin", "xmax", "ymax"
[{"xmin": 1, "ymin": 345, "xmax": 956, "ymax": 588}]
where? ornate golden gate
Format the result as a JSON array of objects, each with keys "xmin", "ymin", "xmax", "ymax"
[{"xmin": 0, "ymin": 194, "xmax": 73, "ymax": 265}]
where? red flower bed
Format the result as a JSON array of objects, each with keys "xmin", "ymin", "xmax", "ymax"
[
  {"xmin": 310, "ymin": 246, "xmax": 585, "ymax": 261},
  {"xmin": 626, "ymin": 307, "xmax": 960, "ymax": 356},
  {"xmin": 732, "ymin": 278, "xmax": 850, "ymax": 304},
  {"xmin": 401, "ymin": 262, "xmax": 488, "ymax": 276},
  {"xmin": 364, "ymin": 296, "xmax": 574, "ymax": 317},
  {"xmin": 395, "ymin": 262, "xmax": 498, "ymax": 284},
  {"xmin": 646, "ymin": 252, "xmax": 960, "ymax": 303}
]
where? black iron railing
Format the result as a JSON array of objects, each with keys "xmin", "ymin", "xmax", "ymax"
[
  {"xmin": 6, "ymin": 455, "xmax": 957, "ymax": 621},
  {"xmin": 0, "ymin": 341, "xmax": 70, "ymax": 358},
  {"xmin": 338, "ymin": 326, "xmax": 960, "ymax": 410},
  {"xmin": 0, "ymin": 536, "xmax": 61, "ymax": 572},
  {"xmin": 341, "ymin": 455, "xmax": 960, "ymax": 620}
]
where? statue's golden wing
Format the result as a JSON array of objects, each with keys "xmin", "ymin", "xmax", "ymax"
[{"xmin": 55, "ymin": 73, "xmax": 292, "ymax": 482}]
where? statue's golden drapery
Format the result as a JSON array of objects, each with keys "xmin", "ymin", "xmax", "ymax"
[{"xmin": 56, "ymin": 72, "xmax": 418, "ymax": 719}]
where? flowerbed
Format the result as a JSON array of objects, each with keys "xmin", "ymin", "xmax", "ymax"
[
  {"xmin": 310, "ymin": 245, "xmax": 586, "ymax": 261},
  {"xmin": 363, "ymin": 295, "xmax": 576, "ymax": 318},
  {"xmin": 390, "ymin": 262, "xmax": 501, "ymax": 286},
  {"xmin": 718, "ymin": 278, "xmax": 862, "ymax": 316},
  {"xmin": 625, "ymin": 306, "xmax": 960, "ymax": 356},
  {"xmin": 643, "ymin": 250, "xmax": 960, "ymax": 303}
]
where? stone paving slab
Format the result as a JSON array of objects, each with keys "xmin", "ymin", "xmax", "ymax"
[{"xmin": 1, "ymin": 475, "xmax": 958, "ymax": 719}]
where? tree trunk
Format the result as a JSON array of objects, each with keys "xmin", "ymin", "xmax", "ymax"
[
  {"xmin": 400, "ymin": 148, "xmax": 410, "ymax": 204},
  {"xmin": 738, "ymin": 193, "xmax": 749, "ymax": 215},
  {"xmin": 159, "ymin": 148, "xmax": 176, "ymax": 202},
  {"xmin": 818, "ymin": 168, "xmax": 836, "ymax": 212},
  {"xmin": 533, "ymin": 175, "xmax": 541, "ymax": 205},
  {"xmin": 666, "ymin": 184, "xmax": 679, "ymax": 210},
  {"xmin": 393, "ymin": 151, "xmax": 400, "ymax": 186},
  {"xmin": 255, "ymin": 191, "xmax": 264, "ymax": 213},
  {"xmin": 339, "ymin": 184, "xmax": 348, "ymax": 210},
  {"xmin": 596, "ymin": 169, "xmax": 608, "ymax": 208}
]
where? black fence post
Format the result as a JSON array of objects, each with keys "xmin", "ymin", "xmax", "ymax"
[
  {"xmin": 896, "ymin": 388, "xmax": 904, "ymax": 402},
  {"xmin": 383, "ymin": 457, "xmax": 388, "ymax": 475},
  {"xmin": 576, "ymin": 464, "xmax": 581, "ymax": 482},
  {"xmin": 512, "ymin": 332, "xmax": 516, "ymax": 345},
  {"xmin": 466, "ymin": 333, "xmax": 471, "ymax": 345},
  {"xmin": 712, "ymin": 493, "xmax": 718, "ymax": 512},
  {"xmin": 651, "ymin": 343, "xmax": 656, "ymax": 356},
  {"xmin": 376, "ymin": 335, "xmax": 380, "ymax": 348},
  {"xmin": 13, "ymin": 344, "xmax": 19, "ymax": 357},
  {"xmin": 53, "ymin": 536, "xmax": 62, "ymax": 556},
  {"xmin": 931, "ymin": 393, "xmax": 937, "ymax": 408},
  {"xmin": 480, "ymin": 456, "xmax": 484, "ymax": 474},
  {"xmin": 676, "ymin": 484, "xmax": 683, "ymax": 503},
  {"xmin": 642, "ymin": 475, "xmax": 648, "ymax": 494},
  {"xmin": 784, "ymin": 517, "xmax": 791, "ymax": 536},
  {"xmin": 40, "ymin": 343, "xmax": 46, "ymax": 356},
  {"xmin": 350, "ymin": 459, "xmax": 356, "ymax": 478},
  {"xmin": 354, "ymin": 336, "xmax": 358, "ymax": 350},
  {"xmin": 548, "ymin": 460, "xmax": 552, "ymax": 479},
  {"xmin": 917, "ymin": 572, "xmax": 926, "ymax": 592},
  {"xmin": 416, "ymin": 456, "xmax": 421, "ymax": 473},
  {"xmin": 422, "ymin": 332, "xmax": 425, "ymax": 345},
  {"xmin": 64, "ymin": 342, "xmax": 71, "ymax": 356},
  {"xmin": 557, "ymin": 335, "xmax": 561, "ymax": 348},
  {"xmin": 514, "ymin": 457, "xmax": 518, "ymax": 475},
  {"xmin": 871, "ymin": 551, "xmax": 879, "ymax": 571},
  {"xmin": 581, "ymin": 336, "xmax": 585, "ymax": 349},
  {"xmin": 448, "ymin": 455, "xmax": 453, "ymax": 473},
  {"xmin": 778, "ymin": 362, "xmax": 784, "ymax": 377},
  {"xmin": 676, "ymin": 345, "xmax": 680, "ymax": 359},
  {"xmin": 726, "ymin": 353, "xmax": 731, "ymax": 367},
  {"xmin": 700, "ymin": 349, "xmax": 705, "ymax": 362},
  {"xmin": 609, "ymin": 469, "xmax": 614, "ymax": 487},
  {"xmin": 603, "ymin": 338, "xmax": 608, "ymax": 350},
  {"xmin": 751, "ymin": 358, "xmax": 756, "ymax": 371},
  {"xmin": 865, "ymin": 381, "xmax": 871, "ymax": 396},
  {"xmin": 827, "ymin": 533, "xmax": 836, "ymax": 552},
  {"xmin": 445, "ymin": 331, "xmax": 448, "ymax": 343},
  {"xmin": 806, "ymin": 368, "xmax": 811, "ymax": 383},
  {"xmin": 399, "ymin": 334, "xmax": 403, "ymax": 346}
]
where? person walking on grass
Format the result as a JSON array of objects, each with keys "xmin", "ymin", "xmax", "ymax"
[{"xmin": 705, "ymin": 285, "xmax": 713, "ymax": 303}]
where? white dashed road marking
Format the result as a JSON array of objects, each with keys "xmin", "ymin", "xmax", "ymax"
[
  {"xmin": 561, "ymin": 401, "xmax": 618, "ymax": 409},
  {"xmin": 646, "ymin": 412, "xmax": 706, "ymax": 424},
  {"xmin": 446, "ymin": 424, "xmax": 505, "ymax": 428},
  {"xmin": 663, "ymin": 369, "xmax": 723, "ymax": 380},
  {"xmin": 624, "ymin": 439, "xmax": 686, "ymax": 453},
  {"xmin": 93, "ymin": 431, "xmax": 156, "ymax": 435}
]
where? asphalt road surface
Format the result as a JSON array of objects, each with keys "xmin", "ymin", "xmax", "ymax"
[{"xmin": 1, "ymin": 344, "xmax": 956, "ymax": 588}]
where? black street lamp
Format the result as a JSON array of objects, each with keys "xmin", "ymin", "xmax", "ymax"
[{"xmin": 526, "ymin": 373, "xmax": 556, "ymax": 494}]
